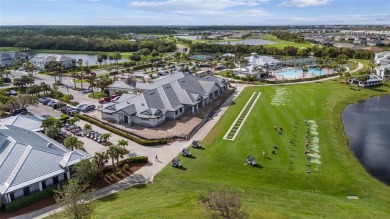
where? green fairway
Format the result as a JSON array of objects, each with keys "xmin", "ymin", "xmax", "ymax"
[
  {"xmin": 51, "ymin": 80, "xmax": 390, "ymax": 219},
  {"xmin": 261, "ymin": 35, "xmax": 314, "ymax": 50},
  {"xmin": 0, "ymin": 47, "xmax": 20, "ymax": 52}
]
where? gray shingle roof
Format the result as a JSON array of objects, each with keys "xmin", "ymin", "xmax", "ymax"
[
  {"xmin": 103, "ymin": 73, "xmax": 224, "ymax": 118},
  {"xmin": 0, "ymin": 125, "xmax": 89, "ymax": 194}
]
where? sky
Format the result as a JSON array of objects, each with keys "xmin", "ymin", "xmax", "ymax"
[{"xmin": 0, "ymin": 0, "xmax": 389, "ymax": 25}]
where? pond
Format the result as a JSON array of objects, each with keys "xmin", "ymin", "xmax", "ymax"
[
  {"xmin": 213, "ymin": 39, "xmax": 276, "ymax": 46},
  {"xmin": 342, "ymin": 95, "xmax": 390, "ymax": 185},
  {"xmin": 175, "ymin": 35, "xmax": 202, "ymax": 40},
  {"xmin": 28, "ymin": 53, "xmax": 129, "ymax": 66}
]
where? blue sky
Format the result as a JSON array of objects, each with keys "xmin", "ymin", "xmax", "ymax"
[{"xmin": 0, "ymin": 0, "xmax": 389, "ymax": 25}]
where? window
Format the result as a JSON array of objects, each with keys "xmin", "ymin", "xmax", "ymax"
[
  {"xmin": 42, "ymin": 180, "xmax": 47, "ymax": 189},
  {"xmin": 53, "ymin": 176, "xmax": 59, "ymax": 185}
]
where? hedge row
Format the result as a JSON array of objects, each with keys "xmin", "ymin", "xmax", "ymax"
[
  {"xmin": 133, "ymin": 63, "xmax": 153, "ymax": 70},
  {"xmin": 5, "ymin": 184, "xmax": 60, "ymax": 212},
  {"xmin": 117, "ymin": 156, "xmax": 149, "ymax": 167},
  {"xmin": 77, "ymin": 114, "xmax": 168, "ymax": 146}
]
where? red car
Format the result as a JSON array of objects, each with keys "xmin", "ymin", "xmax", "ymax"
[{"xmin": 98, "ymin": 97, "xmax": 110, "ymax": 104}]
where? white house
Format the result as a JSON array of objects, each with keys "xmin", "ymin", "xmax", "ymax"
[
  {"xmin": 348, "ymin": 74, "xmax": 382, "ymax": 87},
  {"xmin": 374, "ymin": 51, "xmax": 390, "ymax": 65},
  {"xmin": 30, "ymin": 55, "xmax": 76, "ymax": 70},
  {"xmin": 102, "ymin": 73, "xmax": 228, "ymax": 127},
  {"xmin": 377, "ymin": 64, "xmax": 390, "ymax": 80},
  {"xmin": 0, "ymin": 116, "xmax": 89, "ymax": 205}
]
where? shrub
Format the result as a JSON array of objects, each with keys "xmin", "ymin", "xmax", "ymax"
[
  {"xmin": 5, "ymin": 184, "xmax": 60, "ymax": 212},
  {"xmin": 76, "ymin": 114, "xmax": 168, "ymax": 146},
  {"xmin": 122, "ymin": 163, "xmax": 129, "ymax": 170},
  {"xmin": 2, "ymin": 78, "xmax": 12, "ymax": 83},
  {"xmin": 59, "ymin": 114, "xmax": 69, "ymax": 121},
  {"xmin": 115, "ymin": 170, "xmax": 122, "ymax": 177}
]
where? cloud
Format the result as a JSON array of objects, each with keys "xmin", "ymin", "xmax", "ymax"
[
  {"xmin": 129, "ymin": 0, "xmax": 268, "ymax": 11},
  {"xmin": 280, "ymin": 0, "xmax": 330, "ymax": 7}
]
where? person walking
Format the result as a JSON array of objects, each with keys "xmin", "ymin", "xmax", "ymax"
[
  {"xmin": 274, "ymin": 125, "xmax": 277, "ymax": 131},
  {"xmin": 155, "ymin": 155, "xmax": 158, "ymax": 161}
]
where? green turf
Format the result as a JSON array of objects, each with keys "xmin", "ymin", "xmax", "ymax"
[
  {"xmin": 261, "ymin": 35, "xmax": 315, "ymax": 50},
  {"xmin": 0, "ymin": 47, "xmax": 20, "ymax": 52},
  {"xmin": 49, "ymin": 80, "xmax": 390, "ymax": 219}
]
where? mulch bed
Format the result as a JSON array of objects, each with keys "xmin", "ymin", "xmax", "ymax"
[{"xmin": 0, "ymin": 162, "xmax": 146, "ymax": 219}]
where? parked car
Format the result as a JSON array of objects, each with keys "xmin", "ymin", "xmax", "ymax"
[
  {"xmin": 81, "ymin": 105, "xmax": 96, "ymax": 112},
  {"xmin": 10, "ymin": 108, "xmax": 27, "ymax": 116},
  {"xmin": 76, "ymin": 104, "xmax": 88, "ymax": 111},
  {"xmin": 60, "ymin": 106, "xmax": 69, "ymax": 114},
  {"xmin": 52, "ymin": 102, "xmax": 66, "ymax": 109},
  {"xmin": 81, "ymin": 89, "xmax": 92, "ymax": 94},
  {"xmin": 98, "ymin": 97, "xmax": 110, "ymax": 104},
  {"xmin": 39, "ymin": 97, "xmax": 49, "ymax": 103},
  {"xmin": 47, "ymin": 100, "xmax": 58, "ymax": 107},
  {"xmin": 42, "ymin": 99, "xmax": 53, "ymax": 105},
  {"xmin": 7, "ymin": 90, "xmax": 17, "ymax": 96}
]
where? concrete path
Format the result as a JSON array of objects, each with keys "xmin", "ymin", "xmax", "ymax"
[{"xmin": 350, "ymin": 61, "xmax": 364, "ymax": 73}]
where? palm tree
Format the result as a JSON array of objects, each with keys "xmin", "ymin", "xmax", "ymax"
[
  {"xmin": 93, "ymin": 152, "xmax": 109, "ymax": 176},
  {"xmin": 64, "ymin": 136, "xmax": 84, "ymax": 151},
  {"xmin": 97, "ymin": 55, "xmax": 103, "ymax": 67},
  {"xmin": 83, "ymin": 124, "xmax": 92, "ymax": 135},
  {"xmin": 117, "ymin": 139, "xmax": 128, "ymax": 149},
  {"xmin": 96, "ymin": 75, "xmax": 113, "ymax": 96},
  {"xmin": 40, "ymin": 82, "xmax": 51, "ymax": 96},
  {"xmin": 69, "ymin": 69, "xmax": 78, "ymax": 89},
  {"xmin": 45, "ymin": 61, "xmax": 63, "ymax": 83},
  {"xmin": 101, "ymin": 133, "xmax": 112, "ymax": 143},
  {"xmin": 85, "ymin": 75, "xmax": 96, "ymax": 97},
  {"xmin": 23, "ymin": 61, "xmax": 35, "ymax": 76},
  {"xmin": 107, "ymin": 146, "xmax": 119, "ymax": 167},
  {"xmin": 111, "ymin": 51, "xmax": 122, "ymax": 71},
  {"xmin": 69, "ymin": 116, "xmax": 80, "ymax": 126}
]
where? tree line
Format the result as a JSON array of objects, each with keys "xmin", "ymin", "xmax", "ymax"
[
  {"xmin": 0, "ymin": 26, "xmax": 176, "ymax": 38},
  {"xmin": 271, "ymin": 31, "xmax": 305, "ymax": 43},
  {"xmin": 0, "ymin": 35, "xmax": 176, "ymax": 53},
  {"xmin": 190, "ymin": 43, "xmax": 374, "ymax": 59}
]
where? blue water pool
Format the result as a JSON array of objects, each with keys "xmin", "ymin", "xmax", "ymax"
[{"xmin": 276, "ymin": 68, "xmax": 326, "ymax": 78}]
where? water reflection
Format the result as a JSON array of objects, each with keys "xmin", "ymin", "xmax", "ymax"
[{"xmin": 342, "ymin": 95, "xmax": 390, "ymax": 185}]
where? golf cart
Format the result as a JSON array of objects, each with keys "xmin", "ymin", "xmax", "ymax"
[
  {"xmin": 191, "ymin": 140, "xmax": 202, "ymax": 149},
  {"xmin": 182, "ymin": 148, "xmax": 192, "ymax": 157},
  {"xmin": 172, "ymin": 158, "xmax": 182, "ymax": 168},
  {"xmin": 247, "ymin": 156, "xmax": 256, "ymax": 166}
]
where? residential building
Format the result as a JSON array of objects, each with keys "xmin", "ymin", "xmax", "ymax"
[
  {"xmin": 30, "ymin": 55, "xmax": 76, "ymax": 70},
  {"xmin": 102, "ymin": 73, "xmax": 227, "ymax": 127},
  {"xmin": 0, "ymin": 116, "xmax": 89, "ymax": 205},
  {"xmin": 0, "ymin": 52, "xmax": 29, "ymax": 67},
  {"xmin": 377, "ymin": 64, "xmax": 390, "ymax": 80},
  {"xmin": 375, "ymin": 51, "xmax": 390, "ymax": 65},
  {"xmin": 348, "ymin": 74, "xmax": 382, "ymax": 87}
]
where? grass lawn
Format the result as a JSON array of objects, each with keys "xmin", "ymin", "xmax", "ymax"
[
  {"xmin": 87, "ymin": 92, "xmax": 108, "ymax": 99},
  {"xmin": 0, "ymin": 47, "xmax": 20, "ymax": 52},
  {"xmin": 50, "ymin": 80, "xmax": 390, "ymax": 219},
  {"xmin": 261, "ymin": 35, "xmax": 314, "ymax": 50}
]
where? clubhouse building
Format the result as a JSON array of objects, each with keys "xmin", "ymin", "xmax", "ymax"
[{"xmin": 102, "ymin": 72, "xmax": 228, "ymax": 127}]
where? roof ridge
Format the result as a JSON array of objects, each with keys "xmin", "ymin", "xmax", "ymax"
[
  {"xmin": 4, "ymin": 145, "xmax": 33, "ymax": 192},
  {"xmin": 0, "ymin": 137, "xmax": 17, "ymax": 168},
  {"xmin": 157, "ymin": 86, "xmax": 173, "ymax": 110}
]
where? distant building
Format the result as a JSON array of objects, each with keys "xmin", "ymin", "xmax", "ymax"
[
  {"xmin": 30, "ymin": 55, "xmax": 76, "ymax": 70},
  {"xmin": 0, "ymin": 52, "xmax": 29, "ymax": 67}
]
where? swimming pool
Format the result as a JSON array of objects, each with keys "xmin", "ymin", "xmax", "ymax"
[{"xmin": 276, "ymin": 68, "xmax": 327, "ymax": 78}]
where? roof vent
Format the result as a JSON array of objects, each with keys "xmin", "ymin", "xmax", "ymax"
[
  {"xmin": 149, "ymin": 92, "xmax": 155, "ymax": 95},
  {"xmin": 47, "ymin": 142, "xmax": 53, "ymax": 148},
  {"xmin": 141, "ymin": 103, "xmax": 145, "ymax": 106}
]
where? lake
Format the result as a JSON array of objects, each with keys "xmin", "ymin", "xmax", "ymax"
[
  {"xmin": 213, "ymin": 39, "xmax": 276, "ymax": 45},
  {"xmin": 28, "ymin": 53, "xmax": 129, "ymax": 66},
  {"xmin": 342, "ymin": 95, "xmax": 390, "ymax": 185},
  {"xmin": 175, "ymin": 35, "xmax": 201, "ymax": 40}
]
